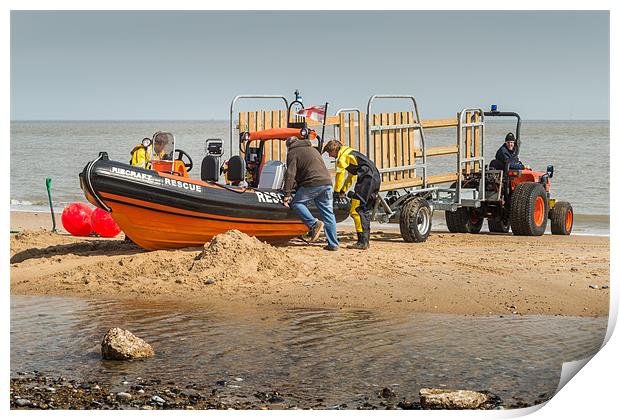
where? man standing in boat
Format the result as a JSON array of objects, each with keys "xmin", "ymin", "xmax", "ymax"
[
  {"xmin": 282, "ymin": 136, "xmax": 340, "ymax": 251},
  {"xmin": 130, "ymin": 132, "xmax": 172, "ymax": 169},
  {"xmin": 130, "ymin": 138, "xmax": 153, "ymax": 169},
  {"xmin": 323, "ymin": 139, "xmax": 381, "ymax": 250}
]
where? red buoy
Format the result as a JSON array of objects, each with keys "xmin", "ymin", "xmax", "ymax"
[
  {"xmin": 61, "ymin": 203, "xmax": 94, "ymax": 236},
  {"xmin": 91, "ymin": 208, "xmax": 122, "ymax": 238}
]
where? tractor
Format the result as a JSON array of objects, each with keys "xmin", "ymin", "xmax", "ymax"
[{"xmin": 445, "ymin": 107, "xmax": 574, "ymax": 236}]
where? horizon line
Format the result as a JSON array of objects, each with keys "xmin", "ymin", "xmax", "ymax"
[{"xmin": 10, "ymin": 118, "xmax": 611, "ymax": 123}]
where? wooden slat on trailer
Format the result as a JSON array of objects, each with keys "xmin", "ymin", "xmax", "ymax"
[
  {"xmin": 238, "ymin": 112, "xmax": 247, "ymax": 152},
  {"xmin": 348, "ymin": 112, "xmax": 355, "ymax": 150},
  {"xmin": 387, "ymin": 113, "xmax": 396, "ymax": 181},
  {"xmin": 379, "ymin": 173, "xmax": 458, "ymax": 192},
  {"xmin": 414, "ymin": 146, "xmax": 459, "ymax": 157},
  {"xmin": 247, "ymin": 112, "xmax": 256, "ymax": 155},
  {"xmin": 263, "ymin": 111, "xmax": 272, "ymax": 161},
  {"xmin": 401, "ymin": 112, "xmax": 410, "ymax": 179},
  {"xmin": 464, "ymin": 111, "xmax": 472, "ymax": 174},
  {"xmin": 407, "ymin": 112, "xmax": 416, "ymax": 179},
  {"xmin": 421, "ymin": 118, "xmax": 458, "ymax": 128},
  {"xmin": 381, "ymin": 113, "xmax": 389, "ymax": 182},
  {"xmin": 278, "ymin": 110, "xmax": 288, "ymax": 162},
  {"xmin": 305, "ymin": 115, "xmax": 340, "ymax": 126},
  {"xmin": 339, "ymin": 113, "xmax": 346, "ymax": 147},
  {"xmin": 395, "ymin": 112, "xmax": 403, "ymax": 181},
  {"xmin": 473, "ymin": 111, "xmax": 481, "ymax": 173},
  {"xmin": 358, "ymin": 112, "xmax": 365, "ymax": 155},
  {"xmin": 373, "ymin": 114, "xmax": 381, "ymax": 180}
]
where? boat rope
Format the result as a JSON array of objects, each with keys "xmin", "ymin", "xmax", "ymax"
[{"xmin": 207, "ymin": 181, "xmax": 248, "ymax": 194}]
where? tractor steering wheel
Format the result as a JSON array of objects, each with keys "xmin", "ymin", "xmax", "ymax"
[{"xmin": 174, "ymin": 149, "xmax": 193, "ymax": 172}]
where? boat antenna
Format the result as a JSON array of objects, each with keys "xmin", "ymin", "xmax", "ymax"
[{"xmin": 320, "ymin": 102, "xmax": 329, "ymax": 152}]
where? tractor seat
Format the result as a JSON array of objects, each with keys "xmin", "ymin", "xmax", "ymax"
[{"xmin": 489, "ymin": 159, "xmax": 504, "ymax": 170}]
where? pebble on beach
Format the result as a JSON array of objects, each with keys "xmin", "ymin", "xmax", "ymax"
[
  {"xmin": 116, "ymin": 392, "xmax": 132, "ymax": 401},
  {"xmin": 151, "ymin": 395, "xmax": 166, "ymax": 404}
]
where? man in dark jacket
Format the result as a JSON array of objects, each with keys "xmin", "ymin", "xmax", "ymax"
[
  {"xmin": 282, "ymin": 137, "xmax": 339, "ymax": 251},
  {"xmin": 495, "ymin": 132, "xmax": 527, "ymax": 170}
]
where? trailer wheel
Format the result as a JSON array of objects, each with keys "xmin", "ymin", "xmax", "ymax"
[
  {"xmin": 488, "ymin": 215, "xmax": 510, "ymax": 233},
  {"xmin": 400, "ymin": 197, "xmax": 432, "ymax": 243},
  {"xmin": 550, "ymin": 201, "xmax": 573, "ymax": 235},
  {"xmin": 445, "ymin": 207, "xmax": 483, "ymax": 234},
  {"xmin": 510, "ymin": 182, "xmax": 549, "ymax": 236}
]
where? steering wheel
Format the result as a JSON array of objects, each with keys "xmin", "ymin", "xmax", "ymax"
[{"xmin": 174, "ymin": 149, "xmax": 193, "ymax": 172}]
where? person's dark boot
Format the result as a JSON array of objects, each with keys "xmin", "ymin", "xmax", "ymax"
[
  {"xmin": 347, "ymin": 232, "xmax": 363, "ymax": 249},
  {"xmin": 361, "ymin": 231, "xmax": 370, "ymax": 249},
  {"xmin": 347, "ymin": 232, "xmax": 368, "ymax": 250}
]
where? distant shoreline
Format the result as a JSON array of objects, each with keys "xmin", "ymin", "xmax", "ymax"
[
  {"xmin": 10, "ymin": 119, "xmax": 611, "ymax": 123},
  {"xmin": 9, "ymin": 208, "xmax": 610, "ymax": 237}
]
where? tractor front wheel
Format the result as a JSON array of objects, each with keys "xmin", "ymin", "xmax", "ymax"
[
  {"xmin": 400, "ymin": 197, "xmax": 432, "ymax": 243},
  {"xmin": 550, "ymin": 201, "xmax": 573, "ymax": 235},
  {"xmin": 510, "ymin": 182, "xmax": 549, "ymax": 236},
  {"xmin": 488, "ymin": 215, "xmax": 510, "ymax": 233},
  {"xmin": 445, "ymin": 207, "xmax": 483, "ymax": 234}
]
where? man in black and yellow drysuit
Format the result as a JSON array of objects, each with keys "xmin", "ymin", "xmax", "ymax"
[
  {"xmin": 130, "ymin": 138, "xmax": 153, "ymax": 169},
  {"xmin": 323, "ymin": 139, "xmax": 381, "ymax": 250}
]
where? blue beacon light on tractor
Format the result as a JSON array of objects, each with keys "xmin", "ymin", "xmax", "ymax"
[{"xmin": 491, "ymin": 104, "xmax": 498, "ymax": 112}]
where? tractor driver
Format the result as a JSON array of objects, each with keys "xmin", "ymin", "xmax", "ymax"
[{"xmin": 495, "ymin": 132, "xmax": 529, "ymax": 170}]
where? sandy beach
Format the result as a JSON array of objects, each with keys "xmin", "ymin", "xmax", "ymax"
[{"xmin": 10, "ymin": 211, "xmax": 609, "ymax": 317}]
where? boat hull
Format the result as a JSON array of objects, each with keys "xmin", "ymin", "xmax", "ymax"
[{"xmin": 80, "ymin": 154, "xmax": 350, "ymax": 250}]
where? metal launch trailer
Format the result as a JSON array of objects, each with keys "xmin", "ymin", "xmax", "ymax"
[{"xmin": 220, "ymin": 91, "xmax": 572, "ymax": 242}]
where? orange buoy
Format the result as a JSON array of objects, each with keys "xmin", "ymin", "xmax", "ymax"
[
  {"xmin": 61, "ymin": 203, "xmax": 94, "ymax": 236},
  {"xmin": 91, "ymin": 208, "xmax": 122, "ymax": 238}
]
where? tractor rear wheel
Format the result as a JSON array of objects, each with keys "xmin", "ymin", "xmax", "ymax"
[
  {"xmin": 510, "ymin": 182, "xmax": 549, "ymax": 236},
  {"xmin": 488, "ymin": 215, "xmax": 510, "ymax": 233},
  {"xmin": 550, "ymin": 201, "xmax": 573, "ymax": 235},
  {"xmin": 400, "ymin": 197, "xmax": 432, "ymax": 243},
  {"xmin": 445, "ymin": 207, "xmax": 483, "ymax": 234}
]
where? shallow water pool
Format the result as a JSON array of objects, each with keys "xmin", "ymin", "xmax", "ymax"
[{"xmin": 10, "ymin": 295, "xmax": 607, "ymax": 408}]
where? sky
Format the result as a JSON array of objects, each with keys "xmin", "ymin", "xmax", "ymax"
[{"xmin": 10, "ymin": 10, "xmax": 610, "ymax": 120}]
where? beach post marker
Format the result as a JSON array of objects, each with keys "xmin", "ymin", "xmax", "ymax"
[{"xmin": 45, "ymin": 177, "xmax": 57, "ymax": 232}]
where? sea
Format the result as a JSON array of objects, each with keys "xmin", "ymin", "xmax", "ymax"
[{"xmin": 10, "ymin": 120, "xmax": 609, "ymax": 235}]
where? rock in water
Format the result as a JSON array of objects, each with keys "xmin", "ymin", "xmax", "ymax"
[
  {"xmin": 101, "ymin": 328, "xmax": 154, "ymax": 360},
  {"xmin": 419, "ymin": 388, "xmax": 490, "ymax": 409}
]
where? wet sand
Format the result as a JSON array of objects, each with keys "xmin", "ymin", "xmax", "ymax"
[{"xmin": 10, "ymin": 211, "xmax": 610, "ymax": 317}]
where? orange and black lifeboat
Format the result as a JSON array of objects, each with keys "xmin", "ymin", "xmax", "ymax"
[{"xmin": 79, "ymin": 152, "xmax": 350, "ymax": 250}]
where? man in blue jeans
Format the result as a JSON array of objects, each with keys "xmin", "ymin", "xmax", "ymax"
[{"xmin": 282, "ymin": 136, "xmax": 339, "ymax": 251}]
